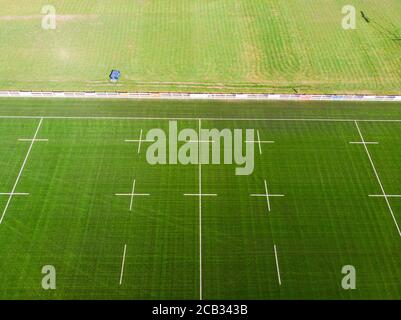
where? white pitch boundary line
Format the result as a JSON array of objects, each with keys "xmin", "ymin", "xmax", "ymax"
[
  {"xmin": 1, "ymin": 115, "xmax": 401, "ymax": 123},
  {"xmin": 273, "ymin": 245, "xmax": 282, "ymax": 286},
  {"xmin": 198, "ymin": 119, "xmax": 203, "ymax": 301},
  {"xmin": 0, "ymin": 118, "xmax": 44, "ymax": 225},
  {"xmin": 354, "ymin": 121, "xmax": 401, "ymax": 237},
  {"xmin": 119, "ymin": 244, "xmax": 127, "ymax": 285}
]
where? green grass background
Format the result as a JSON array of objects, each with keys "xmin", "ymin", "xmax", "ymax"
[
  {"xmin": 0, "ymin": 98, "xmax": 400, "ymax": 299},
  {"xmin": 0, "ymin": 0, "xmax": 400, "ymax": 94}
]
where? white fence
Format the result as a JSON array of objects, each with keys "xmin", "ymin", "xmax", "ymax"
[{"xmin": 0, "ymin": 90, "xmax": 400, "ymax": 102}]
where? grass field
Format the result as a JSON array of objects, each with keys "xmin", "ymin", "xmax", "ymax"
[
  {"xmin": 0, "ymin": 98, "xmax": 400, "ymax": 299},
  {"xmin": 0, "ymin": 0, "xmax": 400, "ymax": 94}
]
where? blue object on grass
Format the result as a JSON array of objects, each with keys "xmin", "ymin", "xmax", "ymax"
[{"xmin": 109, "ymin": 70, "xmax": 121, "ymax": 82}]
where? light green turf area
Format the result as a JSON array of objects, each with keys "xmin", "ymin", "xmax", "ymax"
[
  {"xmin": 0, "ymin": 98, "xmax": 400, "ymax": 299},
  {"xmin": 0, "ymin": 0, "xmax": 400, "ymax": 94}
]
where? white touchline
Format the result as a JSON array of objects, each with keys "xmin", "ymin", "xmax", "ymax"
[
  {"xmin": 245, "ymin": 130, "xmax": 275, "ymax": 155},
  {"xmin": 0, "ymin": 118, "xmax": 44, "ymax": 225},
  {"xmin": 354, "ymin": 121, "xmax": 401, "ymax": 237},
  {"xmin": 199, "ymin": 119, "xmax": 203, "ymax": 301},
  {"xmin": 1, "ymin": 115, "xmax": 401, "ymax": 123},
  {"xmin": 119, "ymin": 244, "xmax": 127, "ymax": 285},
  {"xmin": 115, "ymin": 179, "xmax": 150, "ymax": 211},
  {"xmin": 184, "ymin": 194, "xmax": 217, "ymax": 197},
  {"xmin": 274, "ymin": 245, "xmax": 282, "ymax": 286},
  {"xmin": 250, "ymin": 179, "xmax": 284, "ymax": 213}
]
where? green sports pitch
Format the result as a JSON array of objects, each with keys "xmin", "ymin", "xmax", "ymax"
[
  {"xmin": 0, "ymin": 0, "xmax": 400, "ymax": 94},
  {"xmin": 0, "ymin": 98, "xmax": 401, "ymax": 299}
]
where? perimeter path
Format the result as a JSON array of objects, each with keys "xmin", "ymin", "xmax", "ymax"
[{"xmin": 0, "ymin": 91, "xmax": 401, "ymax": 102}]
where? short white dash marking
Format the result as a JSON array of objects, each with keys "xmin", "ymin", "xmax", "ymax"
[
  {"xmin": 274, "ymin": 245, "xmax": 282, "ymax": 286},
  {"xmin": 137, "ymin": 129, "xmax": 143, "ymax": 154},
  {"xmin": 119, "ymin": 244, "xmax": 127, "ymax": 285}
]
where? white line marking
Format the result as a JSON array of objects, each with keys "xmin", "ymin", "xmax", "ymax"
[
  {"xmin": 184, "ymin": 119, "xmax": 218, "ymax": 300},
  {"xmin": 119, "ymin": 244, "xmax": 127, "ymax": 285},
  {"xmin": 257, "ymin": 130, "xmax": 262, "ymax": 155},
  {"xmin": 115, "ymin": 179, "xmax": 150, "ymax": 211},
  {"xmin": 184, "ymin": 194, "xmax": 217, "ymax": 197},
  {"xmin": 250, "ymin": 180, "xmax": 284, "ymax": 213},
  {"xmin": 18, "ymin": 138, "xmax": 48, "ymax": 142},
  {"xmin": 0, "ymin": 118, "xmax": 43, "ymax": 225},
  {"xmin": 264, "ymin": 180, "xmax": 270, "ymax": 212},
  {"xmin": 199, "ymin": 119, "xmax": 203, "ymax": 301},
  {"xmin": 354, "ymin": 121, "xmax": 401, "ymax": 237},
  {"xmin": 273, "ymin": 245, "xmax": 282, "ymax": 286},
  {"xmin": 129, "ymin": 180, "xmax": 136, "ymax": 211},
  {"xmin": 1, "ymin": 115, "xmax": 401, "ymax": 123},
  {"xmin": 115, "ymin": 193, "xmax": 150, "ymax": 196},
  {"xmin": 125, "ymin": 129, "xmax": 154, "ymax": 154},
  {"xmin": 0, "ymin": 193, "xmax": 29, "ymax": 196},
  {"xmin": 245, "ymin": 130, "xmax": 275, "ymax": 155},
  {"xmin": 250, "ymin": 194, "xmax": 285, "ymax": 197},
  {"xmin": 137, "ymin": 129, "xmax": 143, "ymax": 154},
  {"xmin": 349, "ymin": 141, "xmax": 378, "ymax": 145},
  {"xmin": 369, "ymin": 194, "xmax": 401, "ymax": 198}
]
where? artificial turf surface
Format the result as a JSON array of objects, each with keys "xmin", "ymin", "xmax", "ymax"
[
  {"xmin": 0, "ymin": 98, "xmax": 400, "ymax": 299},
  {"xmin": 1, "ymin": 0, "xmax": 400, "ymax": 94}
]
